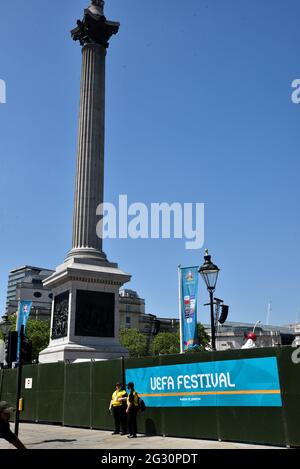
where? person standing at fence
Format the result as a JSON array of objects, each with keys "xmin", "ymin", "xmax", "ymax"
[
  {"xmin": 109, "ymin": 383, "xmax": 127, "ymax": 435},
  {"xmin": 0, "ymin": 401, "xmax": 26, "ymax": 449},
  {"xmin": 126, "ymin": 382, "xmax": 139, "ymax": 438}
]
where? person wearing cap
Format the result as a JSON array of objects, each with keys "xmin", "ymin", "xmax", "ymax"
[
  {"xmin": 109, "ymin": 383, "xmax": 127, "ymax": 435},
  {"xmin": 0, "ymin": 401, "xmax": 26, "ymax": 449},
  {"xmin": 126, "ymin": 382, "xmax": 139, "ymax": 438}
]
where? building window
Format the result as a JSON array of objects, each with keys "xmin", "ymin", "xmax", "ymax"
[
  {"xmin": 126, "ymin": 316, "xmax": 131, "ymax": 328},
  {"xmin": 32, "ymin": 279, "xmax": 42, "ymax": 285},
  {"xmin": 33, "ymin": 292, "xmax": 42, "ymax": 298}
]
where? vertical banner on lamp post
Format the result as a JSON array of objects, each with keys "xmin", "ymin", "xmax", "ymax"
[
  {"xmin": 179, "ymin": 267, "xmax": 199, "ymax": 352},
  {"xmin": 16, "ymin": 301, "xmax": 32, "ymax": 362}
]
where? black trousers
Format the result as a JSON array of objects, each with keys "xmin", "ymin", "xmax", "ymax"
[
  {"xmin": 112, "ymin": 406, "xmax": 127, "ymax": 433},
  {"xmin": 128, "ymin": 406, "xmax": 138, "ymax": 436}
]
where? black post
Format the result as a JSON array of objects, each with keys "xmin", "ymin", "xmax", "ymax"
[
  {"xmin": 6, "ymin": 334, "xmax": 12, "ymax": 369},
  {"xmin": 209, "ymin": 290, "xmax": 216, "ymax": 351},
  {"xmin": 14, "ymin": 325, "xmax": 24, "ymax": 437}
]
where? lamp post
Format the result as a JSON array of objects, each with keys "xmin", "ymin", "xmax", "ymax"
[
  {"xmin": 253, "ymin": 320, "xmax": 261, "ymax": 334},
  {"xmin": 199, "ymin": 249, "xmax": 220, "ymax": 351}
]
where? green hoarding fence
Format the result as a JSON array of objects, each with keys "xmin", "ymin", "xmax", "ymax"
[
  {"xmin": 91, "ymin": 359, "xmax": 124, "ymax": 430},
  {"xmin": 0, "ymin": 367, "xmax": 17, "ymax": 421},
  {"xmin": 0, "ymin": 347, "xmax": 299, "ymax": 447},
  {"xmin": 37, "ymin": 363, "xmax": 64, "ymax": 423}
]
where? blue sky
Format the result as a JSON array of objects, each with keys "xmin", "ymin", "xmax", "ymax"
[{"xmin": 0, "ymin": 0, "xmax": 300, "ymax": 326}]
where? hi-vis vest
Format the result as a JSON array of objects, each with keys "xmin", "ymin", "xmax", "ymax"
[
  {"xmin": 127, "ymin": 390, "xmax": 139, "ymax": 407},
  {"xmin": 112, "ymin": 390, "xmax": 126, "ymax": 407}
]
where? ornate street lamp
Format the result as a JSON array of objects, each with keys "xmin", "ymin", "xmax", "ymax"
[{"xmin": 199, "ymin": 249, "xmax": 220, "ymax": 351}]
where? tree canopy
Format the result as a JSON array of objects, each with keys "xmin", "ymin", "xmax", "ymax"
[
  {"xmin": 151, "ymin": 331, "xmax": 180, "ymax": 355},
  {"xmin": 9, "ymin": 314, "xmax": 50, "ymax": 361},
  {"xmin": 119, "ymin": 327, "xmax": 148, "ymax": 358},
  {"xmin": 151, "ymin": 323, "xmax": 210, "ymax": 356}
]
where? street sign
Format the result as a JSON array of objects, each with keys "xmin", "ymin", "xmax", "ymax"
[{"xmin": 25, "ymin": 378, "xmax": 33, "ymax": 389}]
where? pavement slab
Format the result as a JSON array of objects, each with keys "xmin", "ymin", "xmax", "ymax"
[{"xmin": 0, "ymin": 423, "xmax": 284, "ymax": 449}]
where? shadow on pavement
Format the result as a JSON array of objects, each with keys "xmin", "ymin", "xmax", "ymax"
[{"xmin": 30, "ymin": 439, "xmax": 77, "ymax": 445}]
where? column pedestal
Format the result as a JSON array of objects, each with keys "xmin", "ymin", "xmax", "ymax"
[{"xmin": 39, "ymin": 258, "xmax": 130, "ymax": 363}]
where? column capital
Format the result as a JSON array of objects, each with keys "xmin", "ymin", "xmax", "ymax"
[{"xmin": 71, "ymin": 6, "xmax": 119, "ymax": 48}]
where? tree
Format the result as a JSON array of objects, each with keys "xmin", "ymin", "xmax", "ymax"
[
  {"xmin": 9, "ymin": 314, "xmax": 50, "ymax": 361},
  {"xmin": 151, "ymin": 332, "xmax": 180, "ymax": 356},
  {"xmin": 194, "ymin": 323, "xmax": 210, "ymax": 351},
  {"xmin": 25, "ymin": 320, "xmax": 50, "ymax": 360},
  {"xmin": 151, "ymin": 323, "xmax": 210, "ymax": 356},
  {"xmin": 119, "ymin": 327, "xmax": 148, "ymax": 358}
]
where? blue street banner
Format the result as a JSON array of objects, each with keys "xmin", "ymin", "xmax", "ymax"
[
  {"xmin": 179, "ymin": 266, "xmax": 199, "ymax": 352},
  {"xmin": 16, "ymin": 301, "xmax": 32, "ymax": 333},
  {"xmin": 16, "ymin": 301, "xmax": 32, "ymax": 362},
  {"xmin": 125, "ymin": 357, "xmax": 282, "ymax": 407}
]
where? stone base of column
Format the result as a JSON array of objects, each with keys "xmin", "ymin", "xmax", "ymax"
[
  {"xmin": 39, "ymin": 258, "xmax": 131, "ymax": 364},
  {"xmin": 39, "ymin": 342, "xmax": 128, "ymax": 364},
  {"xmin": 65, "ymin": 247, "xmax": 110, "ymax": 265}
]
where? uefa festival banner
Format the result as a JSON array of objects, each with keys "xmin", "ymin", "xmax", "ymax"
[
  {"xmin": 125, "ymin": 357, "xmax": 282, "ymax": 408},
  {"xmin": 179, "ymin": 266, "xmax": 199, "ymax": 352},
  {"xmin": 16, "ymin": 300, "xmax": 32, "ymax": 362}
]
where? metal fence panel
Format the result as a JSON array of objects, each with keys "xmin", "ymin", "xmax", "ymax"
[
  {"xmin": 20, "ymin": 365, "xmax": 38, "ymax": 422},
  {"xmin": 276, "ymin": 346, "xmax": 300, "ymax": 447},
  {"xmin": 91, "ymin": 358, "xmax": 123, "ymax": 430},
  {"xmin": 0, "ymin": 368, "xmax": 17, "ymax": 414},
  {"xmin": 214, "ymin": 348, "xmax": 286, "ymax": 446},
  {"xmin": 63, "ymin": 362, "xmax": 91, "ymax": 428},
  {"xmin": 125, "ymin": 356, "xmax": 164, "ymax": 436},
  {"xmin": 36, "ymin": 363, "xmax": 64, "ymax": 423}
]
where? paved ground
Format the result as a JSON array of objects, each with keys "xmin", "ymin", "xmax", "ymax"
[{"xmin": 0, "ymin": 423, "xmax": 283, "ymax": 449}]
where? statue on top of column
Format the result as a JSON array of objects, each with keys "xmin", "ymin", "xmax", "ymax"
[
  {"xmin": 71, "ymin": 0, "xmax": 119, "ymax": 48},
  {"xmin": 88, "ymin": 0, "xmax": 105, "ymax": 16}
]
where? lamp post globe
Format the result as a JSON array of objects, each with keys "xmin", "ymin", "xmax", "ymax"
[
  {"xmin": 199, "ymin": 249, "xmax": 220, "ymax": 351},
  {"xmin": 199, "ymin": 249, "xmax": 220, "ymax": 292}
]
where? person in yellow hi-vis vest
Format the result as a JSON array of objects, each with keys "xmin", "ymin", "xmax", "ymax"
[
  {"xmin": 126, "ymin": 382, "xmax": 139, "ymax": 438},
  {"xmin": 109, "ymin": 383, "xmax": 127, "ymax": 435}
]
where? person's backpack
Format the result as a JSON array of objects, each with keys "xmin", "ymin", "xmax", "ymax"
[{"xmin": 138, "ymin": 397, "xmax": 146, "ymax": 412}]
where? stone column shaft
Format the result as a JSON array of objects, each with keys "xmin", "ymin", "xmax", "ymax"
[{"xmin": 68, "ymin": 44, "xmax": 106, "ymax": 260}]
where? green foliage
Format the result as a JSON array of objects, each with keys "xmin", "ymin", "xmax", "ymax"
[
  {"xmin": 0, "ymin": 329, "xmax": 4, "ymax": 341},
  {"xmin": 8, "ymin": 313, "xmax": 17, "ymax": 331},
  {"xmin": 25, "ymin": 320, "xmax": 50, "ymax": 360},
  {"xmin": 151, "ymin": 323, "xmax": 210, "ymax": 356},
  {"xmin": 197, "ymin": 323, "xmax": 210, "ymax": 350},
  {"xmin": 9, "ymin": 314, "xmax": 50, "ymax": 361},
  {"xmin": 119, "ymin": 327, "xmax": 148, "ymax": 358},
  {"xmin": 151, "ymin": 332, "xmax": 180, "ymax": 355}
]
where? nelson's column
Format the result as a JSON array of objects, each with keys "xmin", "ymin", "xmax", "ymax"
[{"xmin": 39, "ymin": 1, "xmax": 131, "ymax": 363}]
